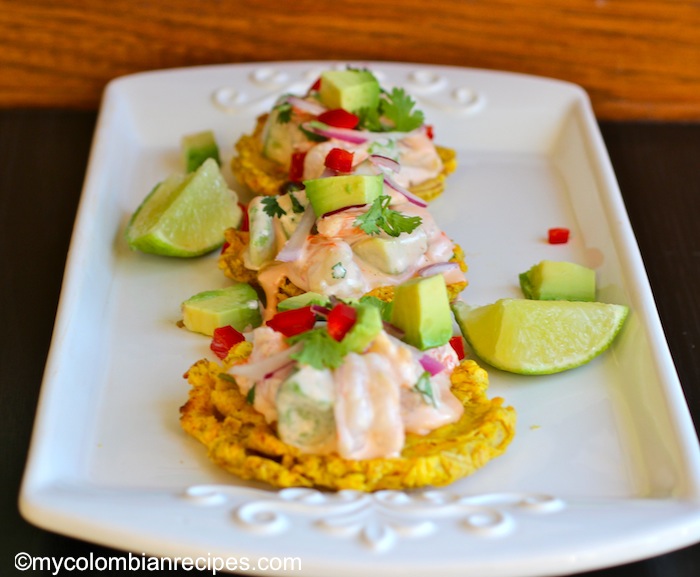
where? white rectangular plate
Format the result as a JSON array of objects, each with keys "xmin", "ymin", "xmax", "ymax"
[{"xmin": 20, "ymin": 61, "xmax": 700, "ymax": 577}]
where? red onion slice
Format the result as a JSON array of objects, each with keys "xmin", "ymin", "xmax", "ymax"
[
  {"xmin": 310, "ymin": 304, "xmax": 331, "ymax": 318},
  {"xmin": 419, "ymin": 354, "xmax": 446, "ymax": 376},
  {"xmin": 369, "ymin": 154, "xmax": 401, "ymax": 173},
  {"xmin": 417, "ymin": 262, "xmax": 460, "ymax": 277},
  {"xmin": 264, "ymin": 360, "xmax": 296, "ymax": 380},
  {"xmin": 276, "ymin": 205, "xmax": 316, "ymax": 262},
  {"xmin": 228, "ymin": 342, "xmax": 303, "ymax": 381},
  {"xmin": 286, "ymin": 95, "xmax": 327, "ymax": 116},
  {"xmin": 383, "ymin": 174, "xmax": 429, "ymax": 208},
  {"xmin": 302, "ymin": 121, "xmax": 368, "ymax": 145},
  {"xmin": 320, "ymin": 203, "xmax": 366, "ymax": 218}
]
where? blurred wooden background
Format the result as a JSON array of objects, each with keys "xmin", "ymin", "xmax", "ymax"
[{"xmin": 1, "ymin": 0, "xmax": 698, "ymax": 120}]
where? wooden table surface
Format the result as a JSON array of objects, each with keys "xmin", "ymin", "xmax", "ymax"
[
  {"xmin": 1, "ymin": 110, "xmax": 699, "ymax": 576},
  {"xmin": 2, "ymin": 0, "xmax": 700, "ymax": 120}
]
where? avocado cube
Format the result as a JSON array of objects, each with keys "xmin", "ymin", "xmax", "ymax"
[
  {"xmin": 181, "ymin": 130, "xmax": 221, "ymax": 173},
  {"xmin": 341, "ymin": 302, "xmax": 383, "ymax": 354},
  {"xmin": 181, "ymin": 283, "xmax": 261, "ymax": 336},
  {"xmin": 304, "ymin": 174, "xmax": 383, "ymax": 217},
  {"xmin": 391, "ymin": 275, "xmax": 453, "ymax": 350},
  {"xmin": 519, "ymin": 260, "xmax": 596, "ymax": 301},
  {"xmin": 319, "ymin": 70, "xmax": 381, "ymax": 113},
  {"xmin": 277, "ymin": 292, "xmax": 331, "ymax": 312}
]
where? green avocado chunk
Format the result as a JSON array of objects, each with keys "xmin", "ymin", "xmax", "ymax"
[
  {"xmin": 319, "ymin": 69, "xmax": 381, "ymax": 113},
  {"xmin": 519, "ymin": 260, "xmax": 596, "ymax": 301},
  {"xmin": 341, "ymin": 302, "xmax": 383, "ymax": 354},
  {"xmin": 390, "ymin": 275, "xmax": 453, "ymax": 350},
  {"xmin": 181, "ymin": 130, "xmax": 221, "ymax": 173},
  {"xmin": 359, "ymin": 295, "xmax": 393, "ymax": 322},
  {"xmin": 181, "ymin": 283, "xmax": 262, "ymax": 336},
  {"xmin": 304, "ymin": 174, "xmax": 383, "ymax": 217},
  {"xmin": 277, "ymin": 292, "xmax": 331, "ymax": 312}
]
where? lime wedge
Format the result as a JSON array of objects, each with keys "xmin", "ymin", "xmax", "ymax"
[
  {"xmin": 453, "ymin": 299, "xmax": 629, "ymax": 374},
  {"xmin": 125, "ymin": 158, "xmax": 242, "ymax": 257}
]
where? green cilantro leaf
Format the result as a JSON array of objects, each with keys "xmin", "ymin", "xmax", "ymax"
[
  {"xmin": 245, "ymin": 384, "xmax": 256, "ymax": 405},
  {"xmin": 356, "ymin": 105, "xmax": 383, "ymax": 132},
  {"xmin": 287, "ymin": 328, "xmax": 346, "ymax": 370},
  {"xmin": 354, "ymin": 196, "xmax": 384, "ymax": 235},
  {"xmin": 359, "ymin": 295, "xmax": 393, "ymax": 321},
  {"xmin": 381, "ymin": 88, "xmax": 425, "ymax": 132},
  {"xmin": 289, "ymin": 192, "xmax": 306, "ymax": 214},
  {"xmin": 354, "ymin": 195, "xmax": 422, "ymax": 238},
  {"xmin": 382, "ymin": 205, "xmax": 423, "ymax": 237},
  {"xmin": 275, "ymin": 101, "xmax": 293, "ymax": 124},
  {"xmin": 299, "ymin": 124, "xmax": 329, "ymax": 143},
  {"xmin": 414, "ymin": 371, "xmax": 438, "ymax": 407},
  {"xmin": 261, "ymin": 196, "xmax": 286, "ymax": 218}
]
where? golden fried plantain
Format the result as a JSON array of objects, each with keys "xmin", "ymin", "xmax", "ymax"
[{"xmin": 180, "ymin": 343, "xmax": 515, "ymax": 491}]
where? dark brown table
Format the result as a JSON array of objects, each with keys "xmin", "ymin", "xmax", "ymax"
[{"xmin": 1, "ymin": 110, "xmax": 699, "ymax": 576}]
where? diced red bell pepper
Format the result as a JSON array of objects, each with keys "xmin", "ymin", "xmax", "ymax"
[
  {"xmin": 449, "ymin": 335, "xmax": 465, "ymax": 360},
  {"xmin": 317, "ymin": 108, "xmax": 360, "ymax": 129},
  {"xmin": 324, "ymin": 148, "xmax": 354, "ymax": 173},
  {"xmin": 289, "ymin": 151, "xmax": 307, "ymax": 182},
  {"xmin": 327, "ymin": 302, "xmax": 358, "ymax": 341},
  {"xmin": 210, "ymin": 325, "xmax": 246, "ymax": 359},
  {"xmin": 548, "ymin": 227, "xmax": 570, "ymax": 244},
  {"xmin": 238, "ymin": 202, "xmax": 249, "ymax": 232},
  {"xmin": 308, "ymin": 76, "xmax": 322, "ymax": 93},
  {"xmin": 267, "ymin": 306, "xmax": 316, "ymax": 337},
  {"xmin": 425, "ymin": 124, "xmax": 434, "ymax": 140}
]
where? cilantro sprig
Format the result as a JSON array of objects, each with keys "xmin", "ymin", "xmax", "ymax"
[
  {"xmin": 354, "ymin": 195, "xmax": 422, "ymax": 237},
  {"xmin": 381, "ymin": 88, "xmax": 425, "ymax": 132},
  {"xmin": 261, "ymin": 196, "xmax": 286, "ymax": 218},
  {"xmin": 358, "ymin": 87, "xmax": 425, "ymax": 133},
  {"xmin": 287, "ymin": 328, "xmax": 346, "ymax": 370},
  {"xmin": 262, "ymin": 193, "xmax": 306, "ymax": 218},
  {"xmin": 274, "ymin": 99, "xmax": 293, "ymax": 124},
  {"xmin": 289, "ymin": 193, "xmax": 306, "ymax": 214}
]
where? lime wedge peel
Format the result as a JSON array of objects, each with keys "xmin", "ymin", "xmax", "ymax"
[
  {"xmin": 125, "ymin": 158, "xmax": 242, "ymax": 257},
  {"xmin": 453, "ymin": 299, "xmax": 629, "ymax": 375}
]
